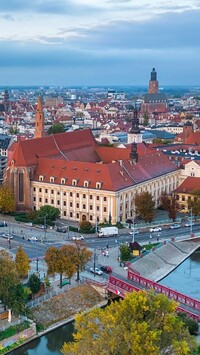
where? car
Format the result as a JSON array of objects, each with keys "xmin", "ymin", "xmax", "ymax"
[
  {"xmin": 90, "ymin": 267, "xmax": 103, "ymax": 275},
  {"xmin": 72, "ymin": 235, "xmax": 84, "ymax": 241},
  {"xmin": 170, "ymin": 224, "xmax": 180, "ymax": 229},
  {"xmin": 0, "ymin": 221, "xmax": 7, "ymax": 227},
  {"xmin": 25, "ymin": 222, "xmax": 33, "ymax": 226},
  {"xmin": 2, "ymin": 233, "xmax": 13, "ymax": 239},
  {"xmin": 56, "ymin": 227, "xmax": 67, "ymax": 233},
  {"xmin": 100, "ymin": 265, "xmax": 113, "ymax": 273},
  {"xmin": 149, "ymin": 227, "xmax": 162, "ymax": 232},
  {"xmin": 185, "ymin": 222, "xmax": 194, "ymax": 227},
  {"xmin": 27, "ymin": 236, "xmax": 38, "ymax": 242},
  {"xmin": 129, "ymin": 229, "xmax": 139, "ymax": 235}
]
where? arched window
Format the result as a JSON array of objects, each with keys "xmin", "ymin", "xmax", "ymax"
[{"xmin": 18, "ymin": 171, "xmax": 24, "ymax": 202}]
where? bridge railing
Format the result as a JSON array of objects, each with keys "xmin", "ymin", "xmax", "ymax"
[{"xmin": 127, "ymin": 270, "xmax": 200, "ymax": 311}]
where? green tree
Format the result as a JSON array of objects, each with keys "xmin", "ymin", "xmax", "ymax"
[
  {"xmin": 119, "ymin": 244, "xmax": 131, "ymax": 264},
  {"xmin": 178, "ymin": 312, "xmax": 199, "ymax": 335},
  {"xmin": 47, "ymin": 123, "xmax": 65, "ymax": 135},
  {"xmin": 135, "ymin": 191, "xmax": 155, "ymax": 222},
  {"xmin": 0, "ymin": 185, "xmax": 15, "ymax": 214},
  {"xmin": 161, "ymin": 193, "xmax": 179, "ymax": 221},
  {"xmin": 61, "ymin": 291, "xmax": 197, "ymax": 355},
  {"xmin": 143, "ymin": 111, "xmax": 149, "ymax": 126},
  {"xmin": 0, "ymin": 250, "xmax": 19, "ymax": 310},
  {"xmin": 7, "ymin": 284, "xmax": 31, "ymax": 315},
  {"xmin": 188, "ymin": 189, "xmax": 200, "ymax": 216},
  {"xmin": 27, "ymin": 274, "xmax": 40, "ymax": 295},
  {"xmin": 15, "ymin": 246, "xmax": 30, "ymax": 278},
  {"xmin": 9, "ymin": 125, "xmax": 19, "ymax": 134},
  {"xmin": 35, "ymin": 205, "xmax": 60, "ymax": 225}
]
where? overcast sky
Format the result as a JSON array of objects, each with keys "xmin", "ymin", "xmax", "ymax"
[{"xmin": 1, "ymin": 0, "xmax": 200, "ymax": 86}]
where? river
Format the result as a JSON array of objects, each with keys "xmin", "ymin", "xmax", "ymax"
[{"xmin": 11, "ymin": 249, "xmax": 200, "ymax": 354}]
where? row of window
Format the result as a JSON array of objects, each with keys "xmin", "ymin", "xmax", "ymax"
[
  {"xmin": 33, "ymin": 187, "xmax": 107, "ymax": 201},
  {"xmin": 39, "ymin": 176, "xmax": 103, "ymax": 189},
  {"xmin": 34, "ymin": 197, "xmax": 107, "ymax": 212}
]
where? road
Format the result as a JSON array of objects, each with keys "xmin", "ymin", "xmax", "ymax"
[{"xmin": 0, "ymin": 222, "xmax": 199, "ymax": 259}]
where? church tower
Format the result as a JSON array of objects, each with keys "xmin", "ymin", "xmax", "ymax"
[
  {"xmin": 148, "ymin": 68, "xmax": 159, "ymax": 94},
  {"xmin": 128, "ymin": 104, "xmax": 142, "ymax": 144},
  {"xmin": 34, "ymin": 96, "xmax": 45, "ymax": 139},
  {"xmin": 4, "ymin": 89, "xmax": 10, "ymax": 113}
]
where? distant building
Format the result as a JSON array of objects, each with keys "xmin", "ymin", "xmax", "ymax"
[
  {"xmin": 141, "ymin": 68, "xmax": 168, "ymax": 114},
  {"xmin": 0, "ymin": 134, "xmax": 12, "ymax": 183}
]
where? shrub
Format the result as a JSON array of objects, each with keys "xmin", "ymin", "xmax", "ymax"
[{"xmin": 79, "ymin": 221, "xmax": 92, "ymax": 231}]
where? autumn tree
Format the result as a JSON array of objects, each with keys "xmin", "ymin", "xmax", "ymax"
[
  {"xmin": 15, "ymin": 246, "xmax": 30, "ymax": 278},
  {"xmin": 161, "ymin": 193, "xmax": 179, "ymax": 221},
  {"xmin": 0, "ymin": 250, "xmax": 30, "ymax": 314},
  {"xmin": 45, "ymin": 245, "xmax": 76, "ymax": 288},
  {"xmin": 71, "ymin": 241, "xmax": 92, "ymax": 281},
  {"xmin": 188, "ymin": 189, "xmax": 200, "ymax": 216},
  {"xmin": 135, "ymin": 191, "xmax": 155, "ymax": 222},
  {"xmin": 0, "ymin": 185, "xmax": 15, "ymax": 214},
  {"xmin": 47, "ymin": 123, "xmax": 65, "ymax": 135},
  {"xmin": 61, "ymin": 290, "xmax": 197, "ymax": 355}
]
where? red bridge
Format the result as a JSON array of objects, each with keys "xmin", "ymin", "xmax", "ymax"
[{"xmin": 107, "ymin": 270, "xmax": 200, "ymax": 321}]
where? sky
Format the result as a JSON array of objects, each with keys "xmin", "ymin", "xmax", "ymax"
[{"xmin": 0, "ymin": 0, "xmax": 200, "ymax": 86}]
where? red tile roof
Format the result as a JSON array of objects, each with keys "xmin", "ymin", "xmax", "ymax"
[
  {"xmin": 185, "ymin": 131, "xmax": 200, "ymax": 145},
  {"xmin": 174, "ymin": 176, "xmax": 200, "ymax": 193}
]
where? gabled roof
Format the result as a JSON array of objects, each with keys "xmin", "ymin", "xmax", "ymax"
[
  {"xmin": 9, "ymin": 129, "xmax": 96, "ymax": 167},
  {"xmin": 185, "ymin": 131, "xmax": 200, "ymax": 145},
  {"xmin": 174, "ymin": 177, "xmax": 200, "ymax": 194},
  {"xmin": 143, "ymin": 93, "xmax": 167, "ymax": 103}
]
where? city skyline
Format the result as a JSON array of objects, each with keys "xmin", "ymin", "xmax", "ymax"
[{"xmin": 1, "ymin": 0, "xmax": 200, "ymax": 86}]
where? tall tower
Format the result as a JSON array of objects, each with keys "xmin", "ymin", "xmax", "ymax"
[
  {"xmin": 148, "ymin": 68, "xmax": 158, "ymax": 94},
  {"xmin": 34, "ymin": 96, "xmax": 45, "ymax": 139},
  {"xmin": 128, "ymin": 104, "xmax": 142, "ymax": 144},
  {"xmin": 4, "ymin": 89, "xmax": 10, "ymax": 113}
]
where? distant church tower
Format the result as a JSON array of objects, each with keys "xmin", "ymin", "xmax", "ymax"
[
  {"xmin": 4, "ymin": 89, "xmax": 10, "ymax": 113},
  {"xmin": 128, "ymin": 105, "xmax": 142, "ymax": 144},
  {"xmin": 148, "ymin": 68, "xmax": 158, "ymax": 94},
  {"xmin": 34, "ymin": 96, "xmax": 45, "ymax": 139}
]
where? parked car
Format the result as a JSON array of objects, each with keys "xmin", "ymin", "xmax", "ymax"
[
  {"xmin": 72, "ymin": 235, "xmax": 84, "ymax": 241},
  {"xmin": 0, "ymin": 221, "xmax": 7, "ymax": 227},
  {"xmin": 90, "ymin": 267, "xmax": 103, "ymax": 275},
  {"xmin": 56, "ymin": 227, "xmax": 67, "ymax": 233},
  {"xmin": 100, "ymin": 265, "xmax": 113, "ymax": 274},
  {"xmin": 25, "ymin": 222, "xmax": 33, "ymax": 227},
  {"xmin": 149, "ymin": 227, "xmax": 162, "ymax": 232},
  {"xmin": 170, "ymin": 224, "xmax": 180, "ymax": 229}
]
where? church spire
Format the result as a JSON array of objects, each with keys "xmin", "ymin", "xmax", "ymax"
[{"xmin": 34, "ymin": 96, "xmax": 45, "ymax": 139}]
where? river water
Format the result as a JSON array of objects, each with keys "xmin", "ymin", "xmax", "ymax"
[{"xmin": 11, "ymin": 249, "xmax": 200, "ymax": 354}]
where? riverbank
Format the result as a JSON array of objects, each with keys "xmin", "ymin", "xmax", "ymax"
[{"xmin": 130, "ymin": 238, "xmax": 200, "ymax": 282}]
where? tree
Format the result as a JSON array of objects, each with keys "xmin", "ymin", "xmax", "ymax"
[
  {"xmin": 15, "ymin": 246, "xmax": 30, "ymax": 278},
  {"xmin": 188, "ymin": 189, "xmax": 200, "ymax": 216},
  {"xmin": 27, "ymin": 274, "xmax": 40, "ymax": 295},
  {"xmin": 0, "ymin": 185, "xmax": 15, "ymax": 214},
  {"xmin": 35, "ymin": 205, "xmax": 60, "ymax": 225},
  {"xmin": 143, "ymin": 111, "xmax": 149, "ymax": 126},
  {"xmin": 61, "ymin": 291, "xmax": 197, "ymax": 355},
  {"xmin": 0, "ymin": 250, "xmax": 19, "ymax": 310},
  {"xmin": 47, "ymin": 123, "xmax": 65, "ymax": 135},
  {"xmin": 71, "ymin": 241, "xmax": 92, "ymax": 281},
  {"xmin": 135, "ymin": 191, "xmax": 155, "ymax": 222},
  {"xmin": 178, "ymin": 312, "xmax": 199, "ymax": 335},
  {"xmin": 119, "ymin": 244, "xmax": 131, "ymax": 264},
  {"xmin": 79, "ymin": 220, "xmax": 92, "ymax": 231},
  {"xmin": 45, "ymin": 246, "xmax": 76, "ymax": 288},
  {"xmin": 7, "ymin": 284, "xmax": 31, "ymax": 315},
  {"xmin": 161, "ymin": 193, "xmax": 179, "ymax": 221}
]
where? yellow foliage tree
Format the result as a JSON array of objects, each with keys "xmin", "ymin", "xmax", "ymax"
[
  {"xmin": 61, "ymin": 291, "xmax": 197, "ymax": 355},
  {"xmin": 15, "ymin": 246, "xmax": 31, "ymax": 278},
  {"xmin": 0, "ymin": 185, "xmax": 15, "ymax": 214}
]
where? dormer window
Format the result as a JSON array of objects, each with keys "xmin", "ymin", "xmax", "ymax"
[
  {"xmin": 39, "ymin": 175, "xmax": 44, "ymax": 182},
  {"xmin": 72, "ymin": 179, "xmax": 79, "ymax": 186},
  {"xmin": 84, "ymin": 180, "xmax": 90, "ymax": 188},
  {"xmin": 50, "ymin": 176, "xmax": 55, "ymax": 183},
  {"xmin": 61, "ymin": 178, "xmax": 67, "ymax": 184},
  {"xmin": 96, "ymin": 181, "xmax": 102, "ymax": 189}
]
